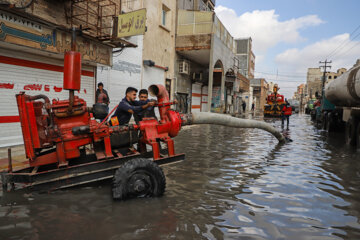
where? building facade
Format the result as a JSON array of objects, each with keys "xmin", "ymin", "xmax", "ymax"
[
  {"xmin": 307, "ymin": 67, "xmax": 347, "ymax": 99},
  {"xmin": 0, "ymin": 0, "xmax": 122, "ymax": 147},
  {"xmin": 175, "ymin": 0, "xmax": 250, "ymax": 114},
  {"xmin": 235, "ymin": 38, "xmax": 255, "ymax": 79},
  {"xmin": 250, "ymin": 78, "xmax": 268, "ymax": 111},
  {"xmin": 97, "ymin": 0, "xmax": 177, "ymax": 114}
]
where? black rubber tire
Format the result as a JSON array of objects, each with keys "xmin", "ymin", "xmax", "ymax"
[
  {"xmin": 112, "ymin": 158, "xmax": 166, "ymax": 200},
  {"xmin": 345, "ymin": 117, "xmax": 357, "ymax": 146}
]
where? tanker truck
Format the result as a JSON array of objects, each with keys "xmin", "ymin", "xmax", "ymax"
[{"xmin": 322, "ymin": 60, "xmax": 360, "ymax": 146}]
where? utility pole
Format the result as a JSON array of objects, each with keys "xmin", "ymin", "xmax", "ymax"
[{"xmin": 319, "ymin": 60, "xmax": 332, "ymax": 98}]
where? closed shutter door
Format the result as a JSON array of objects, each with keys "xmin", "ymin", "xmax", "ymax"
[
  {"xmin": 201, "ymin": 85, "xmax": 208, "ymax": 112},
  {"xmin": 0, "ymin": 54, "xmax": 95, "ymax": 147},
  {"xmin": 191, "ymin": 83, "xmax": 202, "ymax": 112}
]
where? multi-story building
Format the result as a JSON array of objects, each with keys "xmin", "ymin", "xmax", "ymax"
[
  {"xmin": 175, "ymin": 0, "xmax": 249, "ymax": 114},
  {"xmin": 235, "ymin": 38, "xmax": 255, "ymax": 79},
  {"xmin": 306, "ymin": 68, "xmax": 323, "ymax": 99},
  {"xmin": 250, "ymin": 78, "xmax": 268, "ymax": 111},
  {"xmin": 307, "ymin": 67, "xmax": 347, "ymax": 99},
  {"xmin": 97, "ymin": 0, "xmax": 177, "ymax": 113},
  {"xmin": 0, "ymin": 0, "xmax": 125, "ymax": 147}
]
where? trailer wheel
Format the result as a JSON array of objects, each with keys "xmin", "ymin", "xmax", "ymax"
[
  {"xmin": 345, "ymin": 117, "xmax": 357, "ymax": 146},
  {"xmin": 112, "ymin": 158, "xmax": 166, "ymax": 200}
]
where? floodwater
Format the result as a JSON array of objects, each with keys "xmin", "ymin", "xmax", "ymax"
[{"xmin": 1, "ymin": 114, "xmax": 360, "ymax": 239}]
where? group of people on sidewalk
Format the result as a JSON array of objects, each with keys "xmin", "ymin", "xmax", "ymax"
[{"xmin": 95, "ymin": 83, "xmax": 156, "ymax": 126}]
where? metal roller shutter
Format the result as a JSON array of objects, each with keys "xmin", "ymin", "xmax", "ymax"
[
  {"xmin": 0, "ymin": 52, "xmax": 95, "ymax": 147},
  {"xmin": 191, "ymin": 83, "xmax": 202, "ymax": 112}
]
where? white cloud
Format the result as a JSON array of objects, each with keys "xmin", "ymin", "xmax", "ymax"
[
  {"xmin": 276, "ymin": 34, "xmax": 360, "ymax": 73},
  {"xmin": 215, "ymin": 6, "xmax": 324, "ymax": 55}
]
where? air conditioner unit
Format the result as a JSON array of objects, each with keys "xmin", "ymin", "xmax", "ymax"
[{"xmin": 179, "ymin": 61, "xmax": 189, "ymax": 75}]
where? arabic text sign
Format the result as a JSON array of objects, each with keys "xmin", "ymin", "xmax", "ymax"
[{"xmin": 116, "ymin": 9, "xmax": 146, "ymax": 38}]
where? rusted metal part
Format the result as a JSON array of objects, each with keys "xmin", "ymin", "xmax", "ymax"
[
  {"xmin": 1, "ymin": 152, "xmax": 185, "ymax": 192},
  {"xmin": 70, "ymin": 0, "xmax": 118, "ymax": 39},
  {"xmin": 7, "ymin": 148, "xmax": 12, "ymax": 173}
]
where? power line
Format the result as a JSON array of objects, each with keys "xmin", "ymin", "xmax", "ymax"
[
  {"xmin": 319, "ymin": 60, "xmax": 332, "ymax": 96},
  {"xmin": 255, "ymin": 70, "xmax": 307, "ymax": 76},
  {"xmin": 334, "ymin": 40, "xmax": 360, "ymax": 59},
  {"xmin": 255, "ymin": 71, "xmax": 306, "ymax": 78},
  {"xmin": 325, "ymin": 23, "xmax": 360, "ymax": 59}
]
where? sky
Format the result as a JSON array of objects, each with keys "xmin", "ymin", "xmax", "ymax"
[{"xmin": 215, "ymin": 0, "xmax": 360, "ymax": 98}]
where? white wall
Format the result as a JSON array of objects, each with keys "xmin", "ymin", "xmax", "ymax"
[{"xmin": 97, "ymin": 36, "xmax": 143, "ymax": 112}]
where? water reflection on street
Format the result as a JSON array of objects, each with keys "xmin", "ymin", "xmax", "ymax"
[{"xmin": 1, "ymin": 114, "xmax": 360, "ymax": 239}]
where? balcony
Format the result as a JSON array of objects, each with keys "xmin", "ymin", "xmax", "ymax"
[{"xmin": 176, "ymin": 10, "xmax": 236, "ymax": 65}]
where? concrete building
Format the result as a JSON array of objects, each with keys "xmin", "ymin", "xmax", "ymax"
[
  {"xmin": 0, "ymin": 0, "xmax": 125, "ymax": 147},
  {"xmin": 175, "ymin": 0, "xmax": 249, "ymax": 114},
  {"xmin": 307, "ymin": 67, "xmax": 347, "ymax": 99},
  {"xmin": 235, "ymin": 38, "xmax": 255, "ymax": 79},
  {"xmin": 306, "ymin": 68, "xmax": 322, "ymax": 99},
  {"xmin": 250, "ymin": 78, "xmax": 268, "ymax": 112},
  {"xmin": 97, "ymin": 0, "xmax": 177, "ymax": 114}
]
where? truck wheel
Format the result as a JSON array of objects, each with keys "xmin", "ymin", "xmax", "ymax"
[
  {"xmin": 356, "ymin": 123, "xmax": 360, "ymax": 149},
  {"xmin": 345, "ymin": 117, "xmax": 357, "ymax": 146},
  {"xmin": 326, "ymin": 113, "xmax": 335, "ymax": 132},
  {"xmin": 112, "ymin": 158, "xmax": 166, "ymax": 200},
  {"xmin": 322, "ymin": 112, "xmax": 328, "ymax": 130}
]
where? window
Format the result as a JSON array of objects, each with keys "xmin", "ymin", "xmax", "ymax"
[
  {"xmin": 161, "ymin": 4, "xmax": 170, "ymax": 29},
  {"xmin": 162, "ymin": 9, "xmax": 166, "ymax": 26}
]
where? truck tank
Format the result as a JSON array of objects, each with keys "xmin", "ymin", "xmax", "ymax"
[{"xmin": 325, "ymin": 65, "xmax": 360, "ymax": 107}]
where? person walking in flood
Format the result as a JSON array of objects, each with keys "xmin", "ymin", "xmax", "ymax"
[{"xmin": 282, "ymin": 100, "xmax": 292, "ymax": 129}]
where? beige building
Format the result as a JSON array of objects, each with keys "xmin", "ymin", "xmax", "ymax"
[
  {"xmin": 307, "ymin": 67, "xmax": 347, "ymax": 99},
  {"xmin": 235, "ymin": 38, "xmax": 255, "ymax": 79},
  {"xmin": 250, "ymin": 78, "xmax": 268, "ymax": 111},
  {"xmin": 175, "ymin": 0, "xmax": 250, "ymax": 114}
]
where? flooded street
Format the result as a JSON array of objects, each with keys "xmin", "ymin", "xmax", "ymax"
[{"xmin": 2, "ymin": 114, "xmax": 360, "ymax": 239}]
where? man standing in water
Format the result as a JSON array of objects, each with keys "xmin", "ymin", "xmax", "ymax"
[{"xmin": 282, "ymin": 100, "xmax": 292, "ymax": 129}]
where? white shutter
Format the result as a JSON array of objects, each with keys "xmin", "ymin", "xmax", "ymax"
[
  {"xmin": 191, "ymin": 83, "xmax": 202, "ymax": 112},
  {"xmin": 142, "ymin": 67, "xmax": 165, "ymax": 91},
  {"xmin": 201, "ymin": 85, "xmax": 208, "ymax": 112},
  {"xmin": 0, "ymin": 52, "xmax": 95, "ymax": 147}
]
